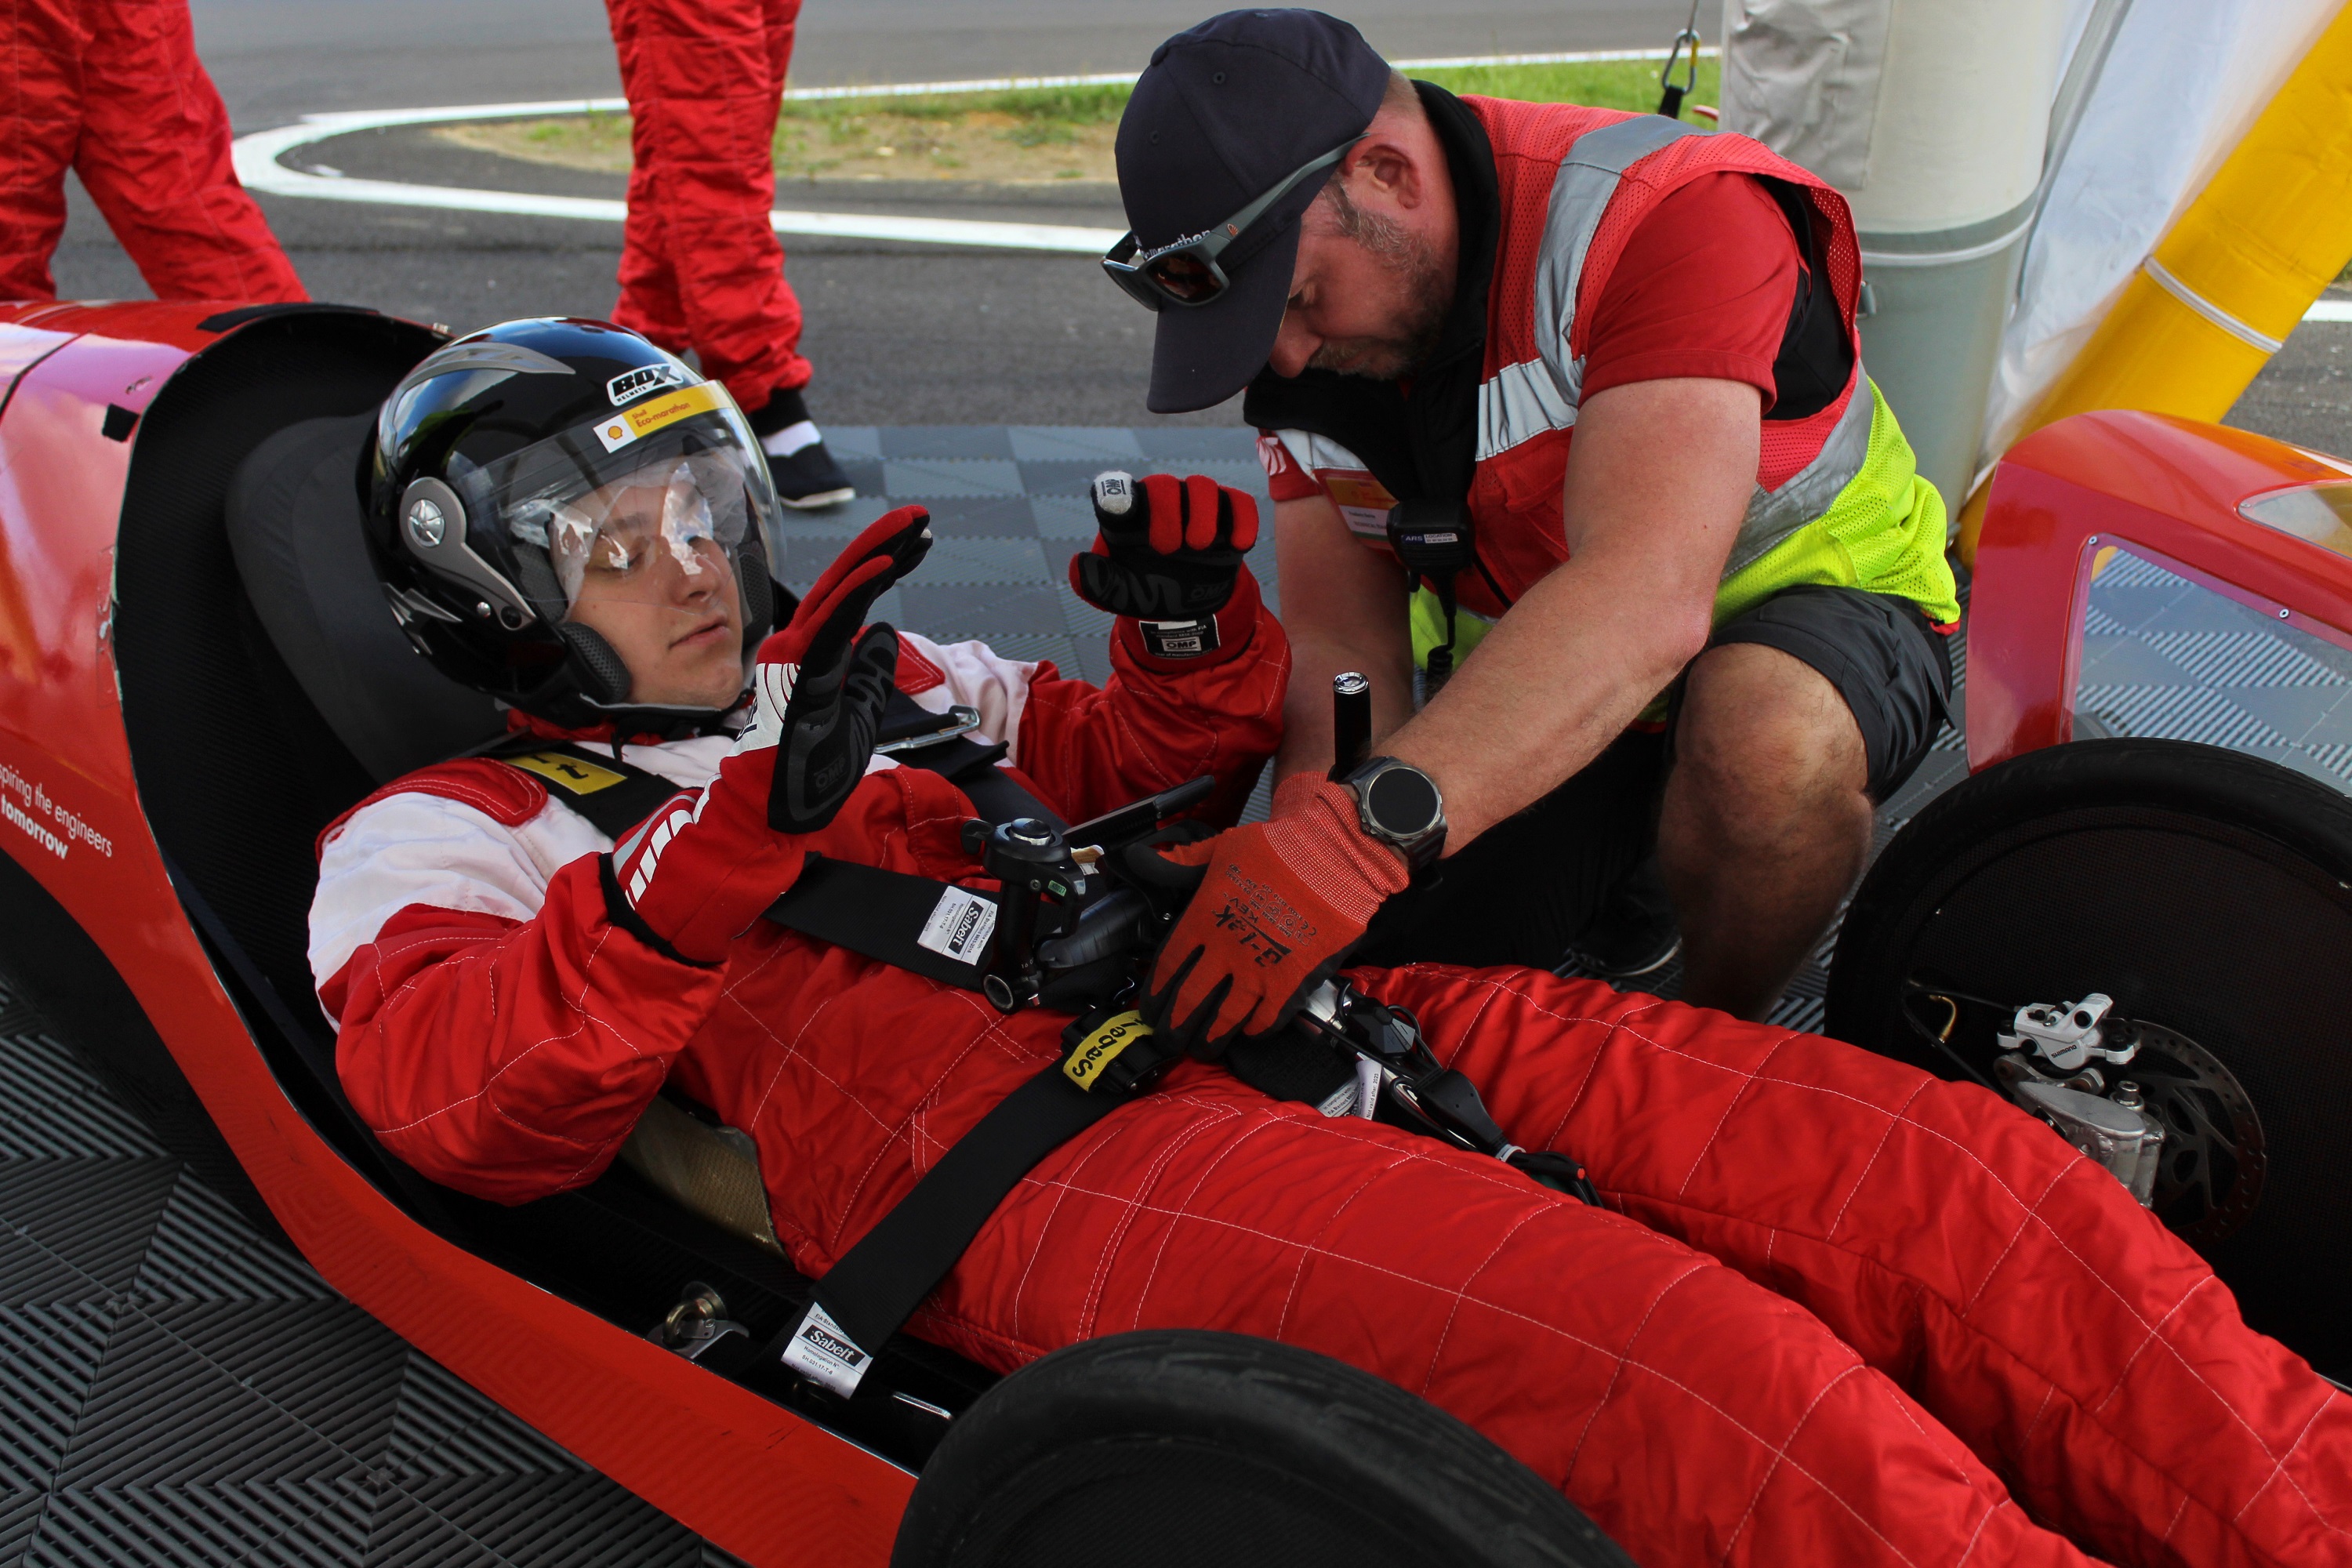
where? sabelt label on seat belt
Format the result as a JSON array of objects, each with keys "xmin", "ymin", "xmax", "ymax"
[
  {"xmin": 781, "ymin": 1300, "xmax": 873, "ymax": 1398},
  {"xmin": 1064, "ymin": 1010, "xmax": 1150, "ymax": 1091},
  {"xmin": 917, "ymin": 885, "xmax": 998, "ymax": 964}
]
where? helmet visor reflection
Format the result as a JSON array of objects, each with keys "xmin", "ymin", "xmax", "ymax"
[
  {"xmin": 540, "ymin": 453, "xmax": 744, "ymax": 604},
  {"xmin": 462, "ymin": 402, "xmax": 777, "ymax": 615}
]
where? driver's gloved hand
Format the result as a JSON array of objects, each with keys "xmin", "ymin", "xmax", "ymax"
[
  {"xmin": 1138, "ymin": 773, "xmax": 1410, "ymax": 1059},
  {"xmin": 758, "ymin": 504, "xmax": 930, "ymax": 832},
  {"xmin": 1069, "ymin": 471, "xmax": 1257, "ymax": 630},
  {"xmin": 608, "ymin": 506, "xmax": 931, "ymax": 963}
]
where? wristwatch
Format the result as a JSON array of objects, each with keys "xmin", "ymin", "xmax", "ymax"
[{"xmin": 1338, "ymin": 756, "xmax": 1448, "ymax": 871}]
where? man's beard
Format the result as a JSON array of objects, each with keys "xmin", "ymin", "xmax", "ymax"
[{"xmin": 1308, "ymin": 183, "xmax": 1451, "ymax": 380}]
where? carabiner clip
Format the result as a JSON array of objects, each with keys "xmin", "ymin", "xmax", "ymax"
[{"xmin": 1658, "ymin": 0, "xmax": 1701, "ymax": 119}]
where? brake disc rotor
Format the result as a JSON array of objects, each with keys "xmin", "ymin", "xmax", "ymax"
[
  {"xmin": 2104, "ymin": 1018, "xmax": 2267, "ymax": 1249},
  {"xmin": 1896, "ymin": 989, "xmax": 2268, "ymax": 1249}
]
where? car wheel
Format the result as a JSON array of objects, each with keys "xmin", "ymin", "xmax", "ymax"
[
  {"xmin": 1826, "ymin": 738, "xmax": 2352, "ymax": 1377},
  {"xmin": 890, "ymin": 1329, "xmax": 1632, "ymax": 1568}
]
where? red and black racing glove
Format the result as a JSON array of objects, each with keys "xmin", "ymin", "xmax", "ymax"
[
  {"xmin": 608, "ymin": 506, "xmax": 931, "ymax": 962},
  {"xmin": 1141, "ymin": 773, "xmax": 1410, "ymax": 1058},
  {"xmin": 1069, "ymin": 472, "xmax": 1258, "ymax": 659},
  {"xmin": 761, "ymin": 505, "xmax": 931, "ymax": 833}
]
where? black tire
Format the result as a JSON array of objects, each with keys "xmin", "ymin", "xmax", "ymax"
[
  {"xmin": 891, "ymin": 1330, "xmax": 1633, "ymax": 1568},
  {"xmin": 1827, "ymin": 738, "xmax": 2352, "ymax": 1377}
]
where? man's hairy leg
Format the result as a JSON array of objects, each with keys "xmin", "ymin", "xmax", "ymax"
[{"xmin": 1659, "ymin": 641, "xmax": 1871, "ymax": 1020}]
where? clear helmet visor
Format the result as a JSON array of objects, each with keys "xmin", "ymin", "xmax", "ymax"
[
  {"xmin": 539, "ymin": 450, "xmax": 744, "ymax": 606},
  {"xmin": 453, "ymin": 389, "xmax": 782, "ymax": 616}
]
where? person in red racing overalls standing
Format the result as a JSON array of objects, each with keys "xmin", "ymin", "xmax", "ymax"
[
  {"xmin": 601, "ymin": 0, "xmax": 855, "ymax": 510},
  {"xmin": 315, "ymin": 318, "xmax": 2350, "ymax": 1568},
  {"xmin": 0, "ymin": 0, "xmax": 305, "ymax": 303}
]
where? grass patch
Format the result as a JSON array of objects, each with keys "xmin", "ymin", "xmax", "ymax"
[{"xmin": 441, "ymin": 56, "xmax": 1721, "ymax": 185}]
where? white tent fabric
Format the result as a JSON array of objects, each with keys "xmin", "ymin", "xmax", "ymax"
[{"xmin": 1983, "ymin": 0, "xmax": 2343, "ymax": 471}]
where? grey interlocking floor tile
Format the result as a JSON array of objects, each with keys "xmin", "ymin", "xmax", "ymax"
[
  {"xmin": 381, "ymin": 1355, "xmax": 582, "ymax": 1483},
  {"xmin": 2227, "ymin": 685, "xmax": 2352, "ymax": 743},
  {"xmin": 900, "ymin": 582, "xmax": 1067, "ymax": 638},
  {"xmin": 827, "ymin": 456, "xmax": 886, "ymax": 500},
  {"xmin": 1029, "ymin": 495, "xmax": 1098, "ymax": 542},
  {"xmin": 916, "ymin": 535, "xmax": 1051, "ymax": 586},
  {"xmin": 1007, "ymin": 427, "xmax": 1143, "ymax": 463},
  {"xmin": 0, "ymin": 974, "xmax": 732, "ymax": 1566},
  {"xmin": 2077, "ymin": 635, "xmax": 2198, "ymax": 687},
  {"xmin": 0, "ymin": 1161, "xmax": 180, "ymax": 1305},
  {"xmin": 880, "ymin": 457, "xmax": 1025, "ymax": 499},
  {"xmin": 0, "ymin": 1306, "xmax": 108, "ymax": 1494},
  {"xmin": 879, "ymin": 426, "xmax": 1014, "ymax": 460},
  {"xmin": 818, "ymin": 426, "xmax": 882, "ymax": 460},
  {"xmin": 914, "ymin": 496, "xmax": 1036, "ymax": 538},
  {"xmin": 1135, "ymin": 428, "xmax": 1260, "ymax": 462},
  {"xmin": 0, "ymin": 1034, "xmax": 164, "ymax": 1163},
  {"xmin": 23, "ymin": 1477, "xmax": 371, "ymax": 1568},
  {"xmin": 130, "ymin": 1172, "xmax": 331, "ymax": 1305},
  {"xmin": 1014, "ymin": 459, "xmax": 1122, "ymax": 498},
  {"xmin": 0, "ymin": 1486, "xmax": 42, "ymax": 1565}
]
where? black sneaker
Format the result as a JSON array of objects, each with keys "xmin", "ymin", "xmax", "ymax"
[
  {"xmin": 746, "ymin": 383, "xmax": 856, "ymax": 510},
  {"xmin": 1556, "ymin": 855, "xmax": 1682, "ymax": 980},
  {"xmin": 766, "ymin": 439, "xmax": 855, "ymax": 510}
]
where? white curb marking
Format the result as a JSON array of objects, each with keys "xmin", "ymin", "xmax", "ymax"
[{"xmin": 227, "ymin": 51, "xmax": 1714, "ymax": 256}]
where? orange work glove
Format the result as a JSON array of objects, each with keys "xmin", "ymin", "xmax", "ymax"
[{"xmin": 1142, "ymin": 772, "xmax": 1410, "ymax": 1058}]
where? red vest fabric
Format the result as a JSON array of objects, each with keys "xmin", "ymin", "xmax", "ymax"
[{"xmin": 1272, "ymin": 102, "xmax": 1871, "ymax": 620}]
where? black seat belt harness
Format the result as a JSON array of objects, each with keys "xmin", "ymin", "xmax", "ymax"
[
  {"xmin": 775, "ymin": 999, "xmax": 1182, "ymax": 1399},
  {"xmin": 763, "ymin": 679, "xmax": 1597, "ymax": 1405}
]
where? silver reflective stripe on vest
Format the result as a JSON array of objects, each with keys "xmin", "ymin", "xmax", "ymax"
[
  {"xmin": 1725, "ymin": 366, "xmax": 1875, "ymax": 577},
  {"xmin": 1476, "ymin": 115, "xmax": 1705, "ymax": 463}
]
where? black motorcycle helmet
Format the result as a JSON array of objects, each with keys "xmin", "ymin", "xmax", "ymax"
[{"xmin": 364, "ymin": 318, "xmax": 783, "ymax": 734}]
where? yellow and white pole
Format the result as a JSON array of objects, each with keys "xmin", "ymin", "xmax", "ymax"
[{"xmin": 1957, "ymin": 0, "xmax": 2352, "ymax": 560}]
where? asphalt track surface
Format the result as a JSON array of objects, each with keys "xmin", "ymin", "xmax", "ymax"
[
  {"xmin": 35, "ymin": 1, "xmax": 1708, "ymax": 427},
  {"xmin": 185, "ymin": 0, "xmax": 1705, "ymax": 125},
  {"xmin": 40, "ymin": 0, "xmax": 2349, "ymax": 441}
]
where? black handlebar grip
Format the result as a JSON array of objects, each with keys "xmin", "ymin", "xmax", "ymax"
[{"xmin": 1330, "ymin": 671, "xmax": 1372, "ymax": 782}]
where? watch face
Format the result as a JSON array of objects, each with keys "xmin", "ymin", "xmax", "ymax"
[{"xmin": 1365, "ymin": 766, "xmax": 1441, "ymax": 837}]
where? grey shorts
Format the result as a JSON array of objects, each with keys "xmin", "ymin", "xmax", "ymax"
[
  {"xmin": 1693, "ymin": 583, "xmax": 1955, "ymax": 803},
  {"xmin": 1355, "ymin": 583, "xmax": 1955, "ymax": 969}
]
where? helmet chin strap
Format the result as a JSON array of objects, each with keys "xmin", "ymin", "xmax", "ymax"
[{"xmin": 550, "ymin": 644, "xmax": 755, "ymax": 746}]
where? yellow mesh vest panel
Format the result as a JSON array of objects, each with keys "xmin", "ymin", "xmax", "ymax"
[
  {"xmin": 1714, "ymin": 382, "xmax": 1962, "ymax": 627},
  {"xmin": 1406, "ymin": 382, "xmax": 1958, "ymax": 673}
]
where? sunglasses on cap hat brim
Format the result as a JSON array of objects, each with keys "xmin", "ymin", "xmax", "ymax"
[{"xmin": 1102, "ymin": 133, "xmax": 1367, "ymax": 310}]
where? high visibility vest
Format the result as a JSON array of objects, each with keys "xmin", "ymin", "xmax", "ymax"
[{"xmin": 1264, "ymin": 99, "xmax": 1959, "ymax": 671}]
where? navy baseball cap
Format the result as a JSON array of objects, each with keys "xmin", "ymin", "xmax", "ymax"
[{"xmin": 1115, "ymin": 10, "xmax": 1393, "ymax": 413}]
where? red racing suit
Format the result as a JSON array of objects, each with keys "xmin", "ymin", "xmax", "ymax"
[
  {"xmin": 314, "ymin": 604, "xmax": 2351, "ymax": 1568},
  {"xmin": 604, "ymin": 0, "xmax": 809, "ymax": 412},
  {"xmin": 0, "ymin": 0, "xmax": 304, "ymax": 303}
]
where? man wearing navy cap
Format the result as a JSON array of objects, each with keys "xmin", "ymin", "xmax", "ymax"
[{"xmin": 1104, "ymin": 10, "xmax": 1959, "ymax": 1025}]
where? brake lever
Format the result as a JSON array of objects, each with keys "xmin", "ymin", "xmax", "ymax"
[{"xmin": 1064, "ymin": 775, "xmax": 1215, "ymax": 854}]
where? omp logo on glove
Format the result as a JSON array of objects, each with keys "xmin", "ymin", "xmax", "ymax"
[
  {"xmin": 1063, "ymin": 1009, "xmax": 1152, "ymax": 1090},
  {"xmin": 1209, "ymin": 866, "xmax": 1316, "ymax": 967}
]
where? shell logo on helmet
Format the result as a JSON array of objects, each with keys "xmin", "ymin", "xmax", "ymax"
[{"xmin": 593, "ymin": 382, "xmax": 724, "ymax": 454}]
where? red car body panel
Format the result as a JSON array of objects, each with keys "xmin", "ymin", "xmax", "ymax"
[
  {"xmin": 0, "ymin": 301, "xmax": 911, "ymax": 1567},
  {"xmin": 6, "ymin": 305, "xmax": 2344, "ymax": 1567},
  {"xmin": 1971, "ymin": 408, "xmax": 2352, "ymax": 771}
]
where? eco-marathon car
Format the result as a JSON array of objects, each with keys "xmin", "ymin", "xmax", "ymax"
[{"xmin": 0, "ymin": 299, "xmax": 2341, "ymax": 1566}]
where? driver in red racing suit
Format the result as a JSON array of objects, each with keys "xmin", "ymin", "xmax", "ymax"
[{"xmin": 318, "ymin": 330, "xmax": 2350, "ymax": 1568}]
